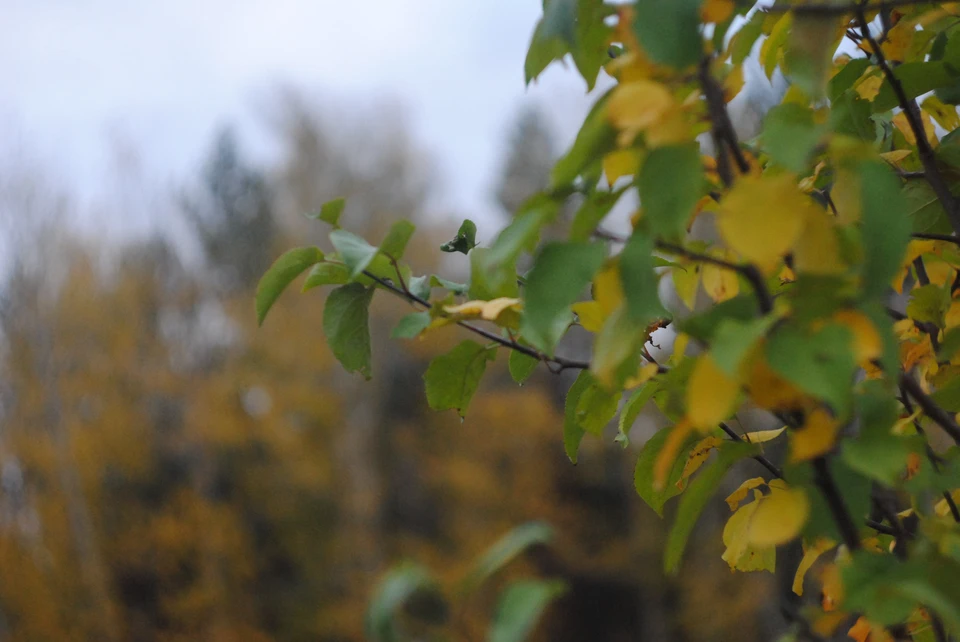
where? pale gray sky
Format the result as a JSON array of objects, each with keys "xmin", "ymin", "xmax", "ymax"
[{"xmin": 1, "ymin": 0, "xmax": 602, "ymax": 231}]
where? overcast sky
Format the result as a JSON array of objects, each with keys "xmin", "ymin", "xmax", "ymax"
[{"xmin": 1, "ymin": 0, "xmax": 603, "ymax": 233}]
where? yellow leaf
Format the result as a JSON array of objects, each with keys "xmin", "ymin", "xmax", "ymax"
[
  {"xmin": 820, "ymin": 562, "xmax": 844, "ymax": 612},
  {"xmin": 717, "ymin": 174, "xmax": 808, "ymax": 272},
  {"xmin": 946, "ymin": 299, "xmax": 960, "ymax": 330},
  {"xmin": 608, "ymin": 80, "xmax": 676, "ymax": 144},
  {"xmin": 879, "ymin": 149, "xmax": 912, "ymax": 168},
  {"xmin": 671, "ymin": 332, "xmax": 690, "ymax": 366},
  {"xmin": 671, "ymin": 264, "xmax": 701, "ymax": 310},
  {"xmin": 854, "ymin": 70, "xmax": 883, "ymax": 101},
  {"xmin": 893, "ymin": 110, "xmax": 937, "ymax": 147},
  {"xmin": 686, "ymin": 354, "xmax": 740, "ymax": 430},
  {"xmin": 830, "ymin": 168, "xmax": 861, "ymax": 225},
  {"xmin": 935, "ymin": 489, "xmax": 960, "ymax": 517},
  {"xmin": 701, "ymin": 261, "xmax": 740, "ymax": 302},
  {"xmin": 653, "ymin": 419, "xmax": 694, "ymax": 490},
  {"xmin": 746, "ymin": 480, "xmax": 810, "ymax": 546},
  {"xmin": 572, "ymin": 301, "xmax": 605, "ymax": 333},
  {"xmin": 593, "ymin": 263, "xmax": 624, "ymax": 316},
  {"xmin": 881, "ymin": 19, "xmax": 913, "ymax": 62},
  {"xmin": 790, "ymin": 408, "xmax": 840, "ymax": 462},
  {"xmin": 892, "ymin": 409, "xmax": 921, "ymax": 435},
  {"xmin": 745, "ymin": 349, "xmax": 810, "ymax": 410},
  {"xmin": 722, "ymin": 491, "xmax": 777, "ymax": 573},
  {"xmin": 444, "ymin": 297, "xmax": 522, "ymax": 323},
  {"xmin": 676, "ymin": 435, "xmax": 724, "ymax": 488},
  {"xmin": 923, "ymin": 95, "xmax": 960, "ymax": 131},
  {"xmin": 645, "ymin": 109, "xmax": 691, "ymax": 148},
  {"xmin": 726, "ymin": 476, "xmax": 767, "ymax": 510},
  {"xmin": 723, "ymin": 63, "xmax": 745, "ymax": 102},
  {"xmin": 702, "ymin": 0, "xmax": 734, "ymax": 23},
  {"xmin": 833, "ymin": 310, "xmax": 882, "ymax": 364},
  {"xmin": 793, "ymin": 208, "xmax": 845, "ymax": 275},
  {"xmin": 625, "ymin": 362, "xmax": 660, "ymax": 389},
  {"xmin": 743, "ymin": 426, "xmax": 786, "ymax": 444},
  {"xmin": 603, "ymin": 149, "xmax": 640, "ymax": 184},
  {"xmin": 798, "ymin": 161, "xmax": 826, "ymax": 193},
  {"xmin": 792, "ymin": 538, "xmax": 835, "ymax": 596}
]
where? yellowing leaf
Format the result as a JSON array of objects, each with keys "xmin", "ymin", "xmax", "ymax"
[
  {"xmin": 923, "ymin": 95, "xmax": 960, "ymax": 131},
  {"xmin": 743, "ymin": 426, "xmax": 786, "ymax": 444},
  {"xmin": 893, "ymin": 110, "xmax": 937, "ymax": 147},
  {"xmin": 702, "ymin": 0, "xmax": 734, "ymax": 23},
  {"xmin": 603, "ymin": 149, "xmax": 640, "ymax": 184},
  {"xmin": 723, "ymin": 63, "xmax": 745, "ymax": 102},
  {"xmin": 625, "ymin": 362, "xmax": 660, "ymax": 389},
  {"xmin": 702, "ymin": 261, "xmax": 740, "ymax": 302},
  {"xmin": 793, "ymin": 208, "xmax": 845, "ymax": 275},
  {"xmin": 671, "ymin": 264, "xmax": 701, "ymax": 310},
  {"xmin": 879, "ymin": 149, "xmax": 912, "ymax": 167},
  {"xmin": 676, "ymin": 435, "xmax": 724, "ymax": 488},
  {"xmin": 745, "ymin": 351, "xmax": 810, "ymax": 410},
  {"xmin": 946, "ymin": 299, "xmax": 960, "ymax": 330},
  {"xmin": 892, "ymin": 409, "xmax": 921, "ymax": 435},
  {"xmin": 717, "ymin": 174, "xmax": 808, "ymax": 272},
  {"xmin": 792, "ymin": 538, "xmax": 835, "ymax": 596},
  {"xmin": 829, "ymin": 168, "xmax": 861, "ymax": 225},
  {"xmin": 608, "ymin": 80, "xmax": 676, "ymax": 145},
  {"xmin": 881, "ymin": 19, "xmax": 913, "ymax": 61},
  {"xmin": 671, "ymin": 332, "xmax": 690, "ymax": 366},
  {"xmin": 833, "ymin": 310, "xmax": 882, "ymax": 363},
  {"xmin": 854, "ymin": 72, "xmax": 884, "ymax": 102},
  {"xmin": 820, "ymin": 562, "xmax": 844, "ymax": 612},
  {"xmin": 726, "ymin": 476, "xmax": 767, "ymax": 510},
  {"xmin": 653, "ymin": 419, "xmax": 694, "ymax": 490},
  {"xmin": 722, "ymin": 491, "xmax": 777, "ymax": 573},
  {"xmin": 572, "ymin": 301, "xmax": 605, "ymax": 332},
  {"xmin": 790, "ymin": 408, "xmax": 840, "ymax": 462},
  {"xmin": 686, "ymin": 354, "xmax": 740, "ymax": 430},
  {"xmin": 593, "ymin": 263, "xmax": 624, "ymax": 316},
  {"xmin": 444, "ymin": 297, "xmax": 522, "ymax": 323},
  {"xmin": 746, "ymin": 480, "xmax": 810, "ymax": 546}
]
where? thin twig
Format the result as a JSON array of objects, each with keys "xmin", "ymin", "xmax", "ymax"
[
  {"xmin": 698, "ymin": 56, "xmax": 750, "ymax": 185},
  {"xmin": 856, "ymin": 4, "xmax": 960, "ymax": 237},
  {"xmin": 768, "ymin": 0, "xmax": 942, "ymax": 15},
  {"xmin": 912, "ymin": 257, "xmax": 941, "ymax": 352},
  {"xmin": 656, "ymin": 241, "xmax": 774, "ymax": 314},
  {"xmin": 913, "ymin": 232, "xmax": 960, "ymax": 246},
  {"xmin": 813, "ymin": 457, "xmax": 862, "ymax": 551},
  {"xmin": 900, "ymin": 372, "xmax": 960, "ymax": 445},
  {"xmin": 899, "ymin": 385, "xmax": 960, "ymax": 523},
  {"xmin": 361, "ymin": 270, "xmax": 592, "ymax": 372},
  {"xmin": 719, "ymin": 422, "xmax": 784, "ymax": 478}
]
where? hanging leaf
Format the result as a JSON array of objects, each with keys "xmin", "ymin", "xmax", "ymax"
[
  {"xmin": 255, "ymin": 246, "xmax": 324, "ymax": 325},
  {"xmin": 423, "ymin": 341, "xmax": 496, "ymax": 417},
  {"xmin": 323, "ymin": 283, "xmax": 375, "ymax": 379}
]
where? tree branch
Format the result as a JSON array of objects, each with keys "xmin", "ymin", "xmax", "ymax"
[
  {"xmin": 719, "ymin": 422, "xmax": 784, "ymax": 478},
  {"xmin": 813, "ymin": 456, "xmax": 862, "ymax": 552},
  {"xmin": 913, "ymin": 232, "xmax": 960, "ymax": 246},
  {"xmin": 698, "ymin": 56, "xmax": 750, "ymax": 186},
  {"xmin": 361, "ymin": 270, "xmax": 593, "ymax": 372},
  {"xmin": 900, "ymin": 371, "xmax": 960, "ymax": 445},
  {"xmin": 856, "ymin": 5, "xmax": 960, "ymax": 237},
  {"xmin": 769, "ymin": 0, "xmax": 943, "ymax": 15}
]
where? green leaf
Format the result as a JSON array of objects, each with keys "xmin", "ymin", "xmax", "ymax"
[
  {"xmin": 904, "ymin": 179, "xmax": 953, "ymax": 234},
  {"xmin": 308, "ymin": 197, "xmax": 346, "ymax": 226},
  {"xmin": 255, "ymin": 246, "xmax": 324, "ymax": 326},
  {"xmin": 423, "ymin": 340, "xmax": 496, "ymax": 418},
  {"xmin": 570, "ymin": 187, "xmax": 626, "ymax": 242},
  {"xmin": 461, "ymin": 522, "xmax": 553, "ymax": 595},
  {"xmin": 765, "ymin": 323, "xmax": 857, "ymax": 416},
  {"xmin": 728, "ymin": 11, "xmax": 764, "ymax": 64},
  {"xmin": 564, "ymin": 370, "xmax": 594, "ymax": 463},
  {"xmin": 552, "ymin": 90, "xmax": 617, "ymax": 187},
  {"xmin": 842, "ymin": 381, "xmax": 914, "ymax": 486},
  {"xmin": 632, "ymin": 0, "xmax": 702, "ymax": 69},
  {"xmin": 489, "ymin": 580, "xmax": 566, "ymax": 642},
  {"xmin": 664, "ymin": 441, "xmax": 758, "ymax": 573},
  {"xmin": 619, "ymin": 382, "xmax": 659, "ymax": 448},
  {"xmin": 908, "ymin": 283, "xmax": 951, "ymax": 327},
  {"xmin": 572, "ymin": 0, "xmax": 613, "ymax": 90},
  {"xmin": 785, "ymin": 14, "xmax": 835, "ymax": 98},
  {"xmin": 440, "ymin": 219, "xmax": 478, "ymax": 255},
  {"xmin": 471, "ymin": 208, "xmax": 550, "ymax": 300},
  {"xmin": 763, "ymin": 103, "xmax": 826, "ymax": 172},
  {"xmin": 940, "ymin": 327, "xmax": 960, "ymax": 362},
  {"xmin": 509, "ymin": 350, "xmax": 539, "ymax": 385},
  {"xmin": 874, "ymin": 62, "xmax": 957, "ymax": 112},
  {"xmin": 392, "ymin": 311, "xmax": 432, "ymax": 340},
  {"xmin": 380, "ymin": 220, "xmax": 416, "ymax": 260},
  {"xmin": 710, "ymin": 316, "xmax": 776, "ymax": 376},
  {"xmin": 524, "ymin": 0, "xmax": 576, "ymax": 85},
  {"xmin": 365, "ymin": 562, "xmax": 448, "ymax": 642},
  {"xmin": 634, "ymin": 423, "xmax": 700, "ymax": 517},
  {"xmin": 591, "ymin": 306, "xmax": 647, "ymax": 388},
  {"xmin": 859, "ymin": 161, "xmax": 910, "ymax": 299},
  {"xmin": 620, "ymin": 230, "xmax": 668, "ymax": 323},
  {"xmin": 575, "ymin": 381, "xmax": 620, "ymax": 435},
  {"xmin": 639, "ymin": 144, "xmax": 704, "ymax": 240},
  {"xmin": 829, "ymin": 58, "xmax": 872, "ymax": 103},
  {"xmin": 830, "ymin": 90, "xmax": 875, "ymax": 142},
  {"xmin": 330, "ymin": 230, "xmax": 380, "ymax": 280},
  {"xmin": 301, "ymin": 261, "xmax": 350, "ymax": 292},
  {"xmin": 522, "ymin": 242, "xmax": 605, "ymax": 354},
  {"xmin": 678, "ymin": 295, "xmax": 757, "ymax": 342},
  {"xmin": 323, "ymin": 283, "xmax": 375, "ymax": 378}
]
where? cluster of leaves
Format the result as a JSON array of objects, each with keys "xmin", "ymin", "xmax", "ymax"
[
  {"xmin": 259, "ymin": 0, "xmax": 960, "ymax": 639},
  {"xmin": 365, "ymin": 523, "xmax": 562, "ymax": 642}
]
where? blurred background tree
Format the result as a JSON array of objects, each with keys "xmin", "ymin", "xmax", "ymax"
[{"xmin": 0, "ymin": 89, "xmax": 781, "ymax": 642}]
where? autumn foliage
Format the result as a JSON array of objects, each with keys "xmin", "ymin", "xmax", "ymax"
[{"xmin": 261, "ymin": 0, "xmax": 960, "ymax": 640}]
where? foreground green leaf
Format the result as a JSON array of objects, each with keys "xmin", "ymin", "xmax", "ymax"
[
  {"xmin": 255, "ymin": 246, "xmax": 324, "ymax": 326},
  {"xmin": 424, "ymin": 340, "xmax": 496, "ymax": 417},
  {"xmin": 323, "ymin": 283, "xmax": 375, "ymax": 378}
]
